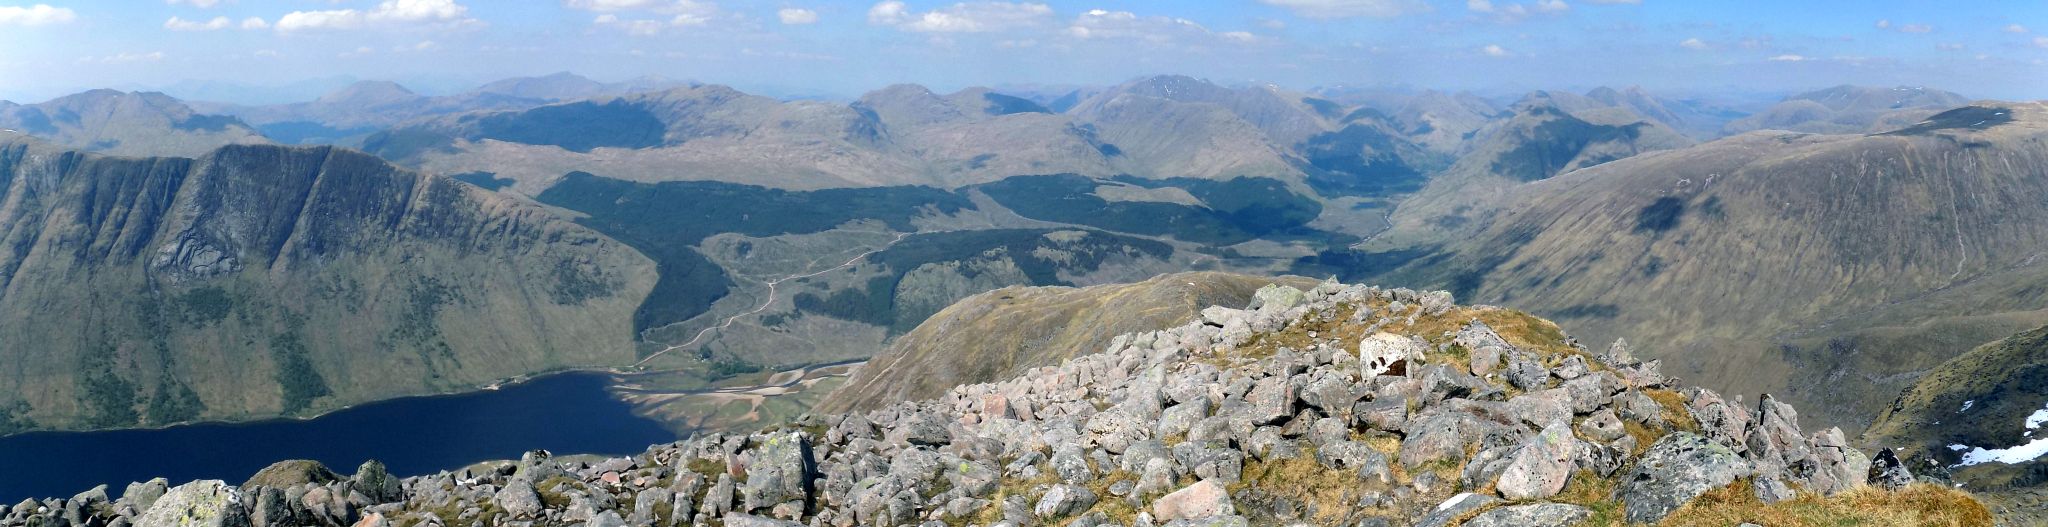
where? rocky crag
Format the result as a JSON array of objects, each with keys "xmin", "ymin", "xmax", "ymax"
[{"xmin": 8, "ymin": 282, "xmax": 1991, "ymax": 527}]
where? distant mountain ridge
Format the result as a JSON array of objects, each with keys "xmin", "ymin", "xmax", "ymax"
[
  {"xmin": 0, "ymin": 89, "xmax": 268, "ymax": 157},
  {"xmin": 1724, "ymin": 85, "xmax": 1972, "ymax": 135},
  {"xmin": 192, "ymin": 73, "xmax": 693, "ymax": 146},
  {"xmin": 365, "ymin": 74, "xmax": 1474, "ymax": 194}
]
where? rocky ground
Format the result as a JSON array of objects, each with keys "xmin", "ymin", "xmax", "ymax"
[{"xmin": 5, "ymin": 283, "xmax": 1994, "ymax": 527}]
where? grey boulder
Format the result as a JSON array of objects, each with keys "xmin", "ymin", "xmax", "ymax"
[
  {"xmin": 1461, "ymin": 502, "xmax": 1591, "ymax": 527},
  {"xmin": 135, "ymin": 480, "xmax": 249, "ymax": 527},
  {"xmin": 1614, "ymin": 433, "xmax": 1749, "ymax": 524}
]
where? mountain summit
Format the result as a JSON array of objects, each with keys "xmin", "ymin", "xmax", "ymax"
[{"xmin": 7, "ymin": 279, "xmax": 1991, "ymax": 527}]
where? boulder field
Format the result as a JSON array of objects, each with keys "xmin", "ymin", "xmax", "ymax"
[{"xmin": 3, "ymin": 282, "xmax": 1991, "ymax": 526}]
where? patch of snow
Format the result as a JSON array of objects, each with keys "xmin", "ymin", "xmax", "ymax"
[
  {"xmin": 1949, "ymin": 444, "xmax": 1970, "ymax": 451},
  {"xmin": 1954, "ymin": 437, "xmax": 2048, "ymax": 466},
  {"xmin": 1436, "ymin": 492, "xmax": 1474, "ymax": 511},
  {"xmin": 2025, "ymin": 403, "xmax": 2048, "ymax": 431},
  {"xmin": 1960, "ymin": 400, "xmax": 1975, "ymax": 413}
]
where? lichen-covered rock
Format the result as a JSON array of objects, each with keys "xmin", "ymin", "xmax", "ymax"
[
  {"xmin": 1399, "ymin": 408, "xmax": 1491, "ymax": 468},
  {"xmin": 742, "ymin": 432, "xmax": 814, "ymax": 513},
  {"xmin": 136, "ymin": 481, "xmax": 249, "ymax": 527},
  {"xmin": 1414, "ymin": 493, "xmax": 1499, "ymax": 527},
  {"xmin": 722, "ymin": 513, "xmax": 806, "ymax": 527},
  {"xmin": 494, "ymin": 479, "xmax": 544, "ymax": 519},
  {"xmin": 1244, "ymin": 376, "xmax": 1297, "ymax": 426},
  {"xmin": 244, "ymin": 461, "xmax": 341, "ymax": 489},
  {"xmin": 1033, "ymin": 484, "xmax": 1096, "ymax": 519},
  {"xmin": 1152, "ymin": 480, "xmax": 1233, "ymax": 522},
  {"xmin": 1495, "ymin": 421, "xmax": 1575, "ymax": 500},
  {"xmin": 1614, "ymin": 433, "xmax": 1750, "ymax": 524},
  {"xmin": 1461, "ymin": 502, "xmax": 1591, "ymax": 527},
  {"xmin": 351, "ymin": 461, "xmax": 403, "ymax": 504},
  {"xmin": 1248, "ymin": 284, "xmax": 1304, "ymax": 313},
  {"xmin": 123, "ymin": 478, "xmax": 171, "ymax": 512},
  {"xmin": 1577, "ymin": 409, "xmax": 1626, "ymax": 442}
]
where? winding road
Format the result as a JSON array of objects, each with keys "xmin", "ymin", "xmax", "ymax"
[{"xmin": 633, "ymin": 231, "xmax": 914, "ymax": 368}]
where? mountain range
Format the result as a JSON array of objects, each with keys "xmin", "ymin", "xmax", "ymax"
[
  {"xmin": 2, "ymin": 69, "xmax": 2045, "ymax": 523},
  {"xmin": 0, "ymin": 74, "xmax": 2037, "ymax": 447}
]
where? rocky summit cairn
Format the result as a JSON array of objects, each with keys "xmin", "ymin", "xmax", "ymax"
[{"xmin": 8, "ymin": 282, "xmax": 1975, "ymax": 527}]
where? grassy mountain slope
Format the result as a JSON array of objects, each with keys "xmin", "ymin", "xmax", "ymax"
[
  {"xmin": 1863, "ymin": 325, "xmax": 2048, "ymax": 522},
  {"xmin": 1364, "ymin": 102, "xmax": 2048, "ymax": 430},
  {"xmin": 820, "ymin": 272, "xmax": 1318, "ymax": 413},
  {"xmin": 0, "ymin": 136, "xmax": 655, "ymax": 433}
]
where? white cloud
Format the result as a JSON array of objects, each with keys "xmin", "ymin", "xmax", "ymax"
[
  {"xmin": 165, "ymin": 15, "xmax": 232, "ymax": 31},
  {"xmin": 1582, "ymin": 0, "xmax": 1636, "ymax": 3},
  {"xmin": 1064, "ymin": 9, "xmax": 1256, "ymax": 45},
  {"xmin": 1936, "ymin": 42, "xmax": 1964, "ymax": 51},
  {"xmin": 593, "ymin": 10, "xmax": 716, "ymax": 35},
  {"xmin": 778, "ymin": 8, "xmax": 817, "ymax": 24},
  {"xmin": 167, "ymin": 0, "xmax": 223, "ymax": 7},
  {"xmin": 868, "ymin": 1, "xmax": 1053, "ymax": 33},
  {"xmin": 564, "ymin": 0, "xmax": 717, "ymax": 16},
  {"xmin": 1256, "ymin": 0, "xmax": 1427, "ymax": 19},
  {"xmin": 0, "ymin": 4, "xmax": 77, "ymax": 26},
  {"xmin": 2036, "ymin": 36, "xmax": 2048, "ymax": 48},
  {"xmin": 240, "ymin": 17, "xmax": 267, "ymax": 29},
  {"xmin": 578, "ymin": 0, "xmax": 720, "ymax": 33},
  {"xmin": 1678, "ymin": 37, "xmax": 1708, "ymax": 50},
  {"xmin": 2004, "ymin": 24, "xmax": 2028, "ymax": 34},
  {"xmin": 564, "ymin": 0, "xmax": 665, "ymax": 10},
  {"xmin": 1874, "ymin": 19, "xmax": 1889, "ymax": 29},
  {"xmin": 338, "ymin": 46, "xmax": 375, "ymax": 58},
  {"xmin": 1898, "ymin": 23, "xmax": 1931, "ymax": 33},
  {"xmin": 1468, "ymin": 0, "xmax": 1567, "ymax": 22},
  {"xmin": 1767, "ymin": 54, "xmax": 1806, "ymax": 61},
  {"xmin": 276, "ymin": 0, "xmax": 476, "ymax": 32},
  {"xmin": 1482, "ymin": 44, "xmax": 1509, "ymax": 57},
  {"xmin": 867, "ymin": 1, "xmax": 905, "ymax": 23},
  {"xmin": 253, "ymin": 49, "xmax": 280, "ymax": 58},
  {"xmin": 79, "ymin": 51, "xmax": 167, "ymax": 64}
]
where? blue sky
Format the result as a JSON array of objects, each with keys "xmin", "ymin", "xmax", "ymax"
[{"xmin": 2, "ymin": 0, "xmax": 2045, "ymax": 102}]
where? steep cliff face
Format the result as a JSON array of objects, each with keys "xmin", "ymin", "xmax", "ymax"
[{"xmin": 0, "ymin": 137, "xmax": 656, "ymax": 432}]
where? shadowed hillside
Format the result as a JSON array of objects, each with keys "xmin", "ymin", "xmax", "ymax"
[{"xmin": 0, "ymin": 136, "xmax": 655, "ymax": 433}]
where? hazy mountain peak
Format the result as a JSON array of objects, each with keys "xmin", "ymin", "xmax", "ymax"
[
  {"xmin": 316, "ymin": 81, "xmax": 418, "ymax": 106},
  {"xmin": 1786, "ymin": 84, "xmax": 1970, "ymax": 112},
  {"xmin": 0, "ymin": 88, "xmax": 268, "ymax": 157},
  {"xmin": 854, "ymin": 83, "xmax": 964, "ymax": 126},
  {"xmin": 473, "ymin": 72, "xmax": 606, "ymax": 101},
  {"xmin": 1118, "ymin": 74, "xmax": 1229, "ymax": 101}
]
